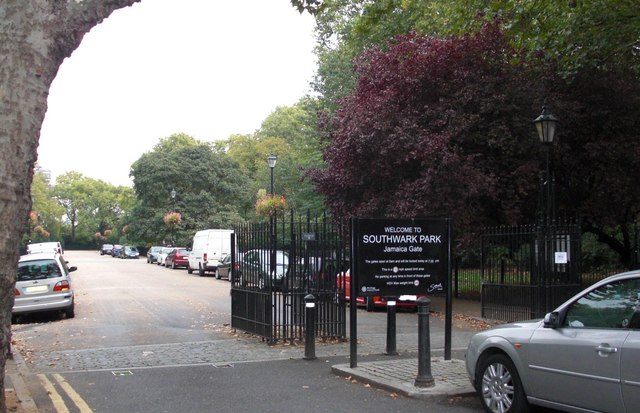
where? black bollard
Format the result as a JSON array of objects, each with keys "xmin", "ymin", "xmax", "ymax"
[
  {"xmin": 385, "ymin": 298, "xmax": 398, "ymax": 355},
  {"xmin": 304, "ymin": 294, "xmax": 317, "ymax": 360},
  {"xmin": 415, "ymin": 296, "xmax": 435, "ymax": 388}
]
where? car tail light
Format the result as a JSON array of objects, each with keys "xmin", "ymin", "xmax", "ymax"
[
  {"xmin": 14, "ymin": 289, "xmax": 20, "ymax": 296},
  {"xmin": 203, "ymin": 253, "xmax": 208, "ymax": 262},
  {"xmin": 233, "ymin": 263, "xmax": 240, "ymax": 269},
  {"xmin": 53, "ymin": 280, "xmax": 70, "ymax": 292}
]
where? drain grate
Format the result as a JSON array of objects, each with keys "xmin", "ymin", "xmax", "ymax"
[{"xmin": 111, "ymin": 370, "xmax": 133, "ymax": 376}]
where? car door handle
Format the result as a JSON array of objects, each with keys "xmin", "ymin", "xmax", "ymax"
[{"xmin": 595, "ymin": 344, "xmax": 618, "ymax": 355}]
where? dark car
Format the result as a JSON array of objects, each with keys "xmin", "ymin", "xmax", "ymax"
[
  {"xmin": 120, "ymin": 245, "xmax": 139, "ymax": 259},
  {"xmin": 100, "ymin": 244, "xmax": 113, "ymax": 256},
  {"xmin": 147, "ymin": 246, "xmax": 162, "ymax": 264},
  {"xmin": 236, "ymin": 249, "xmax": 288, "ymax": 290},
  {"xmin": 165, "ymin": 247, "xmax": 189, "ymax": 269},
  {"xmin": 215, "ymin": 254, "xmax": 237, "ymax": 281}
]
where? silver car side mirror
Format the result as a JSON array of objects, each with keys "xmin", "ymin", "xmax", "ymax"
[{"xmin": 543, "ymin": 311, "xmax": 559, "ymax": 328}]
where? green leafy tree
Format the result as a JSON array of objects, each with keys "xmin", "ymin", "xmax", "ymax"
[
  {"xmin": 223, "ymin": 98, "xmax": 327, "ymax": 215},
  {"xmin": 53, "ymin": 172, "xmax": 134, "ymax": 247},
  {"xmin": 25, "ymin": 169, "xmax": 65, "ymax": 244},
  {"xmin": 128, "ymin": 133, "xmax": 250, "ymax": 246},
  {"xmin": 256, "ymin": 100, "xmax": 326, "ymax": 212}
]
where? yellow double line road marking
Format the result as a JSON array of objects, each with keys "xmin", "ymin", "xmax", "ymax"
[{"xmin": 38, "ymin": 374, "xmax": 92, "ymax": 413}]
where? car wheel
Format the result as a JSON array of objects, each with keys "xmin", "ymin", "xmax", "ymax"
[
  {"xmin": 64, "ymin": 303, "xmax": 75, "ymax": 319},
  {"xmin": 477, "ymin": 353, "xmax": 529, "ymax": 413},
  {"xmin": 215, "ymin": 269, "xmax": 221, "ymax": 279},
  {"xmin": 198, "ymin": 265, "xmax": 205, "ymax": 277},
  {"xmin": 171, "ymin": 262, "xmax": 176, "ymax": 270},
  {"xmin": 187, "ymin": 264, "xmax": 193, "ymax": 274},
  {"xmin": 366, "ymin": 297, "xmax": 375, "ymax": 312}
]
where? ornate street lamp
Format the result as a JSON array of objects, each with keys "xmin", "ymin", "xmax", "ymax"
[
  {"xmin": 266, "ymin": 155, "xmax": 278, "ymax": 286},
  {"xmin": 170, "ymin": 188, "xmax": 177, "ymax": 245},
  {"xmin": 534, "ymin": 103, "xmax": 558, "ymax": 225},
  {"xmin": 267, "ymin": 155, "xmax": 277, "ymax": 195},
  {"xmin": 534, "ymin": 104, "xmax": 558, "ymax": 145}
]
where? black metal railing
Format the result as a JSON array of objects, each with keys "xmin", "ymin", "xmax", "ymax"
[
  {"xmin": 480, "ymin": 220, "xmax": 583, "ymax": 321},
  {"xmin": 230, "ymin": 211, "xmax": 348, "ymax": 343}
]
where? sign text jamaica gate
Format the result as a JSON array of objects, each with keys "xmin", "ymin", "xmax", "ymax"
[
  {"xmin": 230, "ymin": 212, "xmax": 348, "ymax": 343},
  {"xmin": 481, "ymin": 220, "xmax": 582, "ymax": 322}
]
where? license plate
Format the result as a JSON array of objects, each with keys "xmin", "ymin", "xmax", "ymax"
[
  {"xmin": 25, "ymin": 285, "xmax": 48, "ymax": 293},
  {"xmin": 398, "ymin": 295, "xmax": 417, "ymax": 301}
]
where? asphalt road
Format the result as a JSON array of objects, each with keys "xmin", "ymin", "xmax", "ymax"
[{"xmin": 11, "ymin": 250, "xmax": 485, "ymax": 412}]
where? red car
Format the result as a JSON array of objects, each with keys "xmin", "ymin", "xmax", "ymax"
[
  {"xmin": 165, "ymin": 247, "xmax": 189, "ymax": 270},
  {"xmin": 336, "ymin": 269, "xmax": 421, "ymax": 311}
]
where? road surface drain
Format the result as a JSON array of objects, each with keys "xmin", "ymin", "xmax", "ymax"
[{"xmin": 112, "ymin": 370, "xmax": 133, "ymax": 376}]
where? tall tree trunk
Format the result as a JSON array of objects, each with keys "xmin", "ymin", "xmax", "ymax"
[{"xmin": 0, "ymin": 1, "xmax": 138, "ymax": 411}]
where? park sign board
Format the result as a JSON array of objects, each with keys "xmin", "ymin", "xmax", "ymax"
[{"xmin": 352, "ymin": 218, "xmax": 451, "ymax": 297}]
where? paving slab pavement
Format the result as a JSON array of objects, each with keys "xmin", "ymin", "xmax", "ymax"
[
  {"xmin": 332, "ymin": 356, "xmax": 475, "ymax": 400},
  {"xmin": 331, "ymin": 296, "xmax": 483, "ymax": 401},
  {"xmin": 5, "ymin": 352, "xmax": 38, "ymax": 413}
]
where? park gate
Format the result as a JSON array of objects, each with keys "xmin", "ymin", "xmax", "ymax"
[
  {"xmin": 481, "ymin": 219, "xmax": 582, "ymax": 321},
  {"xmin": 230, "ymin": 212, "xmax": 349, "ymax": 343}
]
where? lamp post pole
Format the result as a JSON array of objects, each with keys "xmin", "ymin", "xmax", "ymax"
[
  {"xmin": 170, "ymin": 188, "xmax": 176, "ymax": 246},
  {"xmin": 534, "ymin": 103, "xmax": 558, "ymax": 225},
  {"xmin": 533, "ymin": 103, "xmax": 559, "ymax": 317},
  {"xmin": 266, "ymin": 155, "xmax": 277, "ymax": 288}
]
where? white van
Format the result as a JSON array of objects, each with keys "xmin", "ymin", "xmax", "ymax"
[
  {"xmin": 187, "ymin": 229, "xmax": 234, "ymax": 276},
  {"xmin": 27, "ymin": 241, "xmax": 63, "ymax": 256}
]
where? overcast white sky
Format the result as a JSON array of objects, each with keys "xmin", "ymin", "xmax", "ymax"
[{"xmin": 38, "ymin": 0, "xmax": 317, "ymax": 187}]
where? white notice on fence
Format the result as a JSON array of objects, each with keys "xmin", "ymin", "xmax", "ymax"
[{"xmin": 555, "ymin": 251, "xmax": 568, "ymax": 264}]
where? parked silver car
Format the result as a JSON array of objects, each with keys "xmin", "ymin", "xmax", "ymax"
[
  {"xmin": 13, "ymin": 252, "xmax": 77, "ymax": 321},
  {"xmin": 156, "ymin": 247, "xmax": 174, "ymax": 266},
  {"xmin": 100, "ymin": 243, "xmax": 113, "ymax": 256},
  {"xmin": 465, "ymin": 270, "xmax": 640, "ymax": 413}
]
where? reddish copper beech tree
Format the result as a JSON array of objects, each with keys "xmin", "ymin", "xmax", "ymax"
[
  {"xmin": 309, "ymin": 25, "xmax": 548, "ymax": 229},
  {"xmin": 309, "ymin": 24, "xmax": 640, "ymax": 265},
  {"xmin": 0, "ymin": 1, "xmax": 139, "ymax": 410}
]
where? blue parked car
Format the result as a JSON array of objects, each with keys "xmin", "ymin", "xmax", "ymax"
[{"xmin": 111, "ymin": 245, "xmax": 123, "ymax": 258}]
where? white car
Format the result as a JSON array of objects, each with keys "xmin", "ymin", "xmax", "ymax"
[
  {"xmin": 465, "ymin": 270, "xmax": 640, "ymax": 413},
  {"xmin": 156, "ymin": 247, "xmax": 174, "ymax": 266},
  {"xmin": 14, "ymin": 252, "xmax": 76, "ymax": 321}
]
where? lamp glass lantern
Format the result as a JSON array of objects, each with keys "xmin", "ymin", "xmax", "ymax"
[
  {"xmin": 267, "ymin": 155, "xmax": 277, "ymax": 195},
  {"xmin": 534, "ymin": 105, "xmax": 558, "ymax": 145},
  {"xmin": 267, "ymin": 155, "xmax": 277, "ymax": 169}
]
